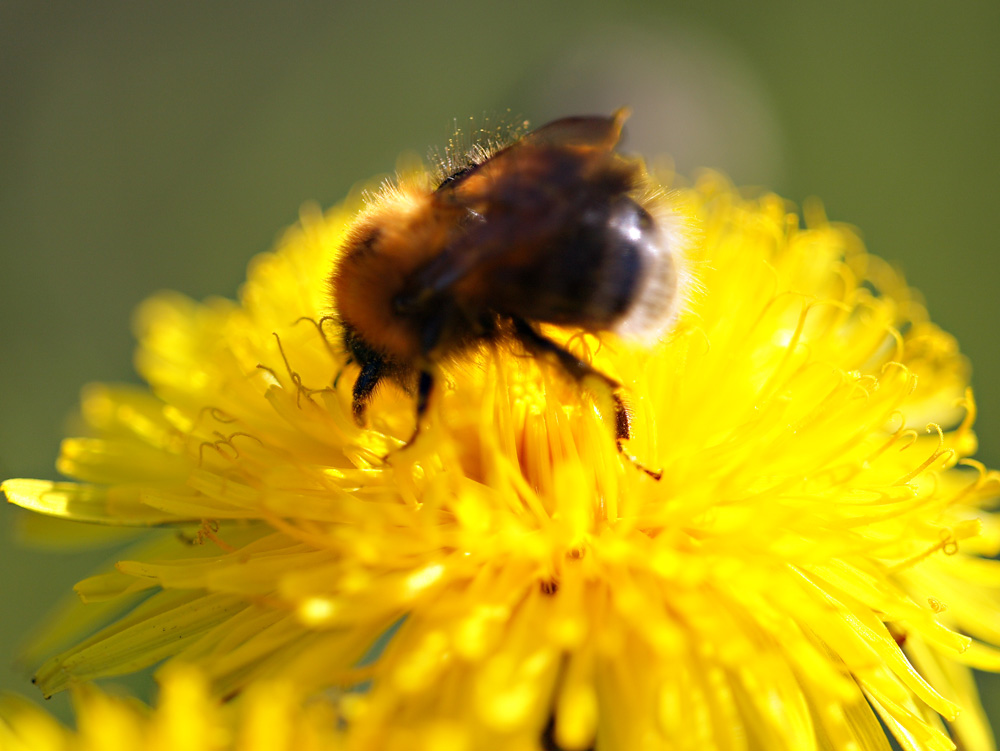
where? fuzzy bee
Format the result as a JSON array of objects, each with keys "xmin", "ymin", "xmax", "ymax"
[{"xmin": 331, "ymin": 111, "xmax": 687, "ymax": 473}]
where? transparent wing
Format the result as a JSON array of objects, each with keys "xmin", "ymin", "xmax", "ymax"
[{"xmin": 398, "ymin": 111, "xmax": 629, "ymax": 309}]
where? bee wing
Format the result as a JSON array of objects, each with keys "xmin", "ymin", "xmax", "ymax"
[
  {"xmin": 517, "ymin": 108, "xmax": 629, "ymax": 151},
  {"xmin": 436, "ymin": 110, "xmax": 629, "ymax": 197},
  {"xmin": 396, "ymin": 111, "xmax": 630, "ymax": 311}
]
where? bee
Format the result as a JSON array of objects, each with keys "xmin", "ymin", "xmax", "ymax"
[{"xmin": 331, "ymin": 110, "xmax": 687, "ymax": 471}]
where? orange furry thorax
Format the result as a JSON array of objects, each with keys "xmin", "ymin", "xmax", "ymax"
[{"xmin": 332, "ymin": 186, "xmax": 455, "ymax": 363}]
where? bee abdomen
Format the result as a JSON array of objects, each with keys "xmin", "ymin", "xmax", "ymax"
[
  {"xmin": 489, "ymin": 196, "xmax": 680, "ymax": 339},
  {"xmin": 583, "ymin": 197, "xmax": 652, "ymax": 323},
  {"xmin": 605, "ymin": 198, "xmax": 684, "ymax": 342}
]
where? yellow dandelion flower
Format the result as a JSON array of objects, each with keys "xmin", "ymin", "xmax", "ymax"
[
  {"xmin": 0, "ymin": 664, "xmax": 343, "ymax": 751},
  {"xmin": 5, "ymin": 154, "xmax": 1000, "ymax": 750}
]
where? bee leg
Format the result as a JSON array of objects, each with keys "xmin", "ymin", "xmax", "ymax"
[
  {"xmin": 612, "ymin": 392, "xmax": 631, "ymax": 441},
  {"xmin": 395, "ymin": 305, "xmax": 450, "ymax": 446},
  {"xmin": 351, "ymin": 357, "xmax": 386, "ymax": 425},
  {"xmin": 610, "ymin": 393, "xmax": 662, "ymax": 480},
  {"xmin": 512, "ymin": 317, "xmax": 662, "ymax": 481},
  {"xmin": 399, "ymin": 369, "xmax": 435, "ymax": 449},
  {"xmin": 511, "ymin": 317, "xmax": 618, "ymax": 390},
  {"xmin": 415, "ymin": 369, "xmax": 434, "ymax": 422}
]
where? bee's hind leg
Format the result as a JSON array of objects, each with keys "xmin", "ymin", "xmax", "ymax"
[
  {"xmin": 511, "ymin": 317, "xmax": 619, "ymax": 390},
  {"xmin": 612, "ymin": 393, "xmax": 662, "ymax": 481},
  {"xmin": 511, "ymin": 317, "xmax": 661, "ymax": 481}
]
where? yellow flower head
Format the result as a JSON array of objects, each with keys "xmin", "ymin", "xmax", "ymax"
[
  {"xmin": 5, "ymin": 162, "xmax": 1000, "ymax": 751},
  {"xmin": 0, "ymin": 665, "xmax": 344, "ymax": 751}
]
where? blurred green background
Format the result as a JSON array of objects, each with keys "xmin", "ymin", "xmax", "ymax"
[{"xmin": 2, "ymin": 0, "xmax": 998, "ymax": 730}]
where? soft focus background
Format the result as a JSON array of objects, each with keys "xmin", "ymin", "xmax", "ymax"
[{"xmin": 2, "ymin": 0, "xmax": 998, "ymax": 728}]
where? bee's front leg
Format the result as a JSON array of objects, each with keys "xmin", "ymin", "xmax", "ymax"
[{"xmin": 350, "ymin": 357, "xmax": 387, "ymax": 425}]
